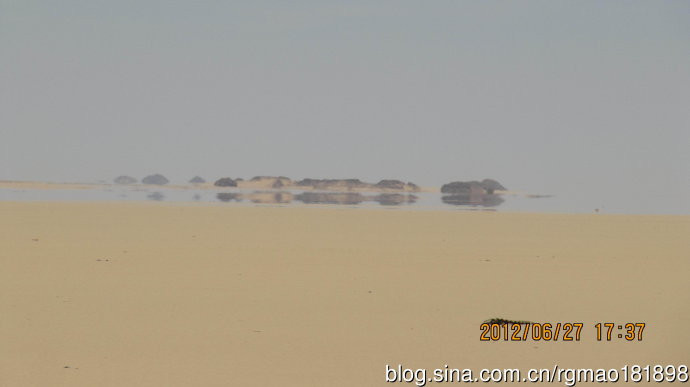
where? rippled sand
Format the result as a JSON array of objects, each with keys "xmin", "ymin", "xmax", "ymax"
[{"xmin": 1, "ymin": 202, "xmax": 688, "ymax": 386}]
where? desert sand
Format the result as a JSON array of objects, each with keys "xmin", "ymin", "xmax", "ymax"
[{"xmin": 1, "ymin": 202, "xmax": 688, "ymax": 386}]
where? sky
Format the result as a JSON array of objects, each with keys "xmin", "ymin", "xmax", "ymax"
[{"xmin": 1, "ymin": 1, "xmax": 689, "ymax": 213}]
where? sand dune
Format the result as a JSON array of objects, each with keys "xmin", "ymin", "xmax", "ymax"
[{"xmin": 1, "ymin": 202, "xmax": 688, "ymax": 386}]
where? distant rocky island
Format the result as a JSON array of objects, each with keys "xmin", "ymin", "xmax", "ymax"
[
  {"xmin": 440, "ymin": 179, "xmax": 506, "ymax": 207},
  {"xmin": 111, "ymin": 174, "xmax": 508, "ymax": 207},
  {"xmin": 210, "ymin": 176, "xmax": 421, "ymax": 192},
  {"xmin": 214, "ymin": 177, "xmax": 237, "ymax": 187},
  {"xmin": 113, "ymin": 175, "xmax": 138, "ymax": 185},
  {"xmin": 440, "ymin": 178, "xmax": 506, "ymax": 195},
  {"xmin": 0, "ymin": 175, "xmax": 513, "ymax": 208},
  {"xmin": 141, "ymin": 174, "xmax": 169, "ymax": 185}
]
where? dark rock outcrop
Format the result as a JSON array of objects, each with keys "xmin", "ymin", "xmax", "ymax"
[
  {"xmin": 296, "ymin": 178, "xmax": 369, "ymax": 190},
  {"xmin": 189, "ymin": 176, "xmax": 206, "ymax": 184},
  {"xmin": 114, "ymin": 175, "xmax": 137, "ymax": 185},
  {"xmin": 295, "ymin": 178, "xmax": 319, "ymax": 187},
  {"xmin": 441, "ymin": 179, "xmax": 506, "ymax": 194},
  {"xmin": 214, "ymin": 177, "xmax": 237, "ymax": 187},
  {"xmin": 250, "ymin": 175, "xmax": 291, "ymax": 182},
  {"xmin": 483, "ymin": 318, "xmax": 533, "ymax": 326},
  {"xmin": 440, "ymin": 179, "xmax": 506, "ymax": 207},
  {"xmin": 248, "ymin": 176, "xmax": 292, "ymax": 188},
  {"xmin": 440, "ymin": 181, "xmax": 484, "ymax": 194},
  {"xmin": 294, "ymin": 178, "xmax": 418, "ymax": 192},
  {"xmin": 375, "ymin": 180, "xmax": 406, "ymax": 190},
  {"xmin": 142, "ymin": 174, "xmax": 169, "ymax": 185},
  {"xmin": 480, "ymin": 179, "xmax": 507, "ymax": 193}
]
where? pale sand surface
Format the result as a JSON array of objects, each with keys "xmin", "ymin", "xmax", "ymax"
[{"xmin": 1, "ymin": 202, "xmax": 688, "ymax": 386}]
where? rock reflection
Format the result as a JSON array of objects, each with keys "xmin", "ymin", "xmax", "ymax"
[
  {"xmin": 212, "ymin": 189, "xmax": 507, "ymax": 208},
  {"xmin": 372, "ymin": 193, "xmax": 418, "ymax": 206},
  {"xmin": 247, "ymin": 191, "xmax": 293, "ymax": 204},
  {"xmin": 441, "ymin": 193, "xmax": 504, "ymax": 207},
  {"xmin": 217, "ymin": 192, "xmax": 242, "ymax": 202},
  {"xmin": 147, "ymin": 192, "xmax": 165, "ymax": 201},
  {"xmin": 294, "ymin": 192, "xmax": 365, "ymax": 205},
  {"xmin": 214, "ymin": 190, "xmax": 421, "ymax": 206}
]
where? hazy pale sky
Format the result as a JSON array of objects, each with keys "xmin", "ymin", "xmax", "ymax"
[{"xmin": 1, "ymin": 1, "xmax": 689, "ymax": 213}]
